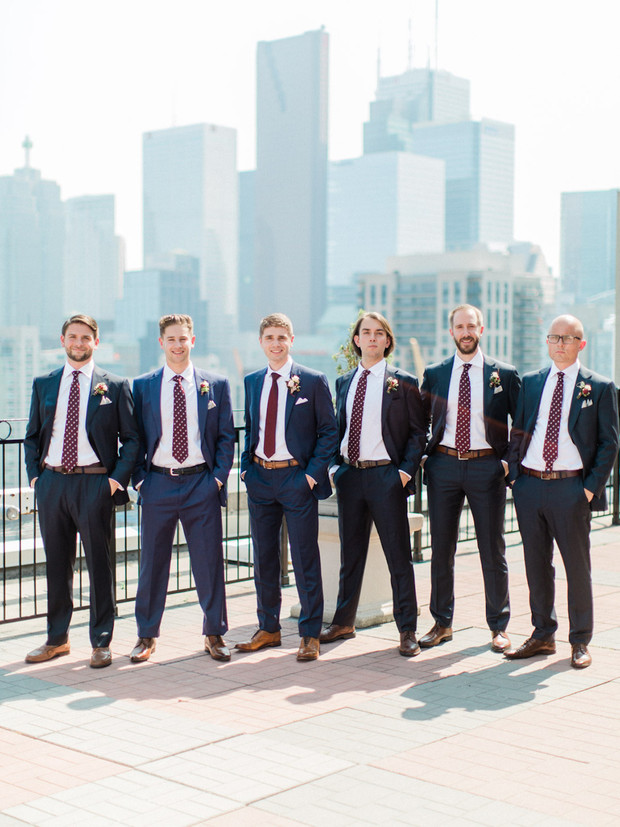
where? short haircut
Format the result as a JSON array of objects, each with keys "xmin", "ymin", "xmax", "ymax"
[
  {"xmin": 351, "ymin": 311, "xmax": 395, "ymax": 357},
  {"xmin": 449, "ymin": 304, "xmax": 483, "ymax": 328},
  {"xmin": 259, "ymin": 313, "xmax": 294, "ymax": 338},
  {"xmin": 159, "ymin": 314, "xmax": 194, "ymax": 337},
  {"xmin": 62, "ymin": 314, "xmax": 98, "ymax": 338}
]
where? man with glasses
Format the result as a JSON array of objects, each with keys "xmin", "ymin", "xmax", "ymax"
[{"xmin": 506, "ymin": 315, "xmax": 619, "ymax": 668}]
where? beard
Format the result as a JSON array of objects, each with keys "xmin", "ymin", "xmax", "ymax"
[
  {"xmin": 455, "ymin": 334, "xmax": 480, "ymax": 356},
  {"xmin": 65, "ymin": 347, "xmax": 93, "ymax": 362}
]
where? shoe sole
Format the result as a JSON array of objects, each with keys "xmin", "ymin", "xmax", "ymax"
[
  {"xmin": 130, "ymin": 653, "xmax": 153, "ymax": 663},
  {"xmin": 505, "ymin": 648, "xmax": 556, "ymax": 659},
  {"xmin": 320, "ymin": 632, "xmax": 356, "ymax": 643},
  {"xmin": 90, "ymin": 659, "xmax": 112, "ymax": 668},
  {"xmin": 297, "ymin": 654, "xmax": 319, "ymax": 661},
  {"xmin": 419, "ymin": 635, "xmax": 453, "ymax": 649},
  {"xmin": 235, "ymin": 641, "xmax": 282, "ymax": 651},
  {"xmin": 25, "ymin": 649, "xmax": 70, "ymax": 663},
  {"xmin": 399, "ymin": 648, "xmax": 421, "ymax": 657}
]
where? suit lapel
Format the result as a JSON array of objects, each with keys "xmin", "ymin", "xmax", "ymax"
[
  {"xmin": 86, "ymin": 368, "xmax": 106, "ymax": 430},
  {"xmin": 381, "ymin": 364, "xmax": 393, "ymax": 430},
  {"xmin": 482, "ymin": 358, "xmax": 495, "ymax": 412},
  {"xmin": 436, "ymin": 358, "xmax": 454, "ymax": 430},
  {"xmin": 195, "ymin": 370, "xmax": 208, "ymax": 434},
  {"xmin": 528, "ymin": 369, "xmax": 550, "ymax": 433},
  {"xmin": 339, "ymin": 369, "xmax": 357, "ymax": 434},
  {"xmin": 569, "ymin": 369, "xmax": 589, "ymax": 434},
  {"xmin": 284, "ymin": 363, "xmax": 298, "ymax": 429},
  {"xmin": 253, "ymin": 368, "xmax": 267, "ymax": 444},
  {"xmin": 149, "ymin": 370, "xmax": 164, "ymax": 436}
]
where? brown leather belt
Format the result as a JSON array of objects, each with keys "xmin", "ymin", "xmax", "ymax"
[
  {"xmin": 253, "ymin": 456, "xmax": 299, "ymax": 469},
  {"xmin": 45, "ymin": 463, "xmax": 108, "ymax": 475},
  {"xmin": 436, "ymin": 445, "xmax": 496, "ymax": 460},
  {"xmin": 344, "ymin": 458, "xmax": 392, "ymax": 469},
  {"xmin": 151, "ymin": 462, "xmax": 209, "ymax": 477},
  {"xmin": 520, "ymin": 465, "xmax": 582, "ymax": 481}
]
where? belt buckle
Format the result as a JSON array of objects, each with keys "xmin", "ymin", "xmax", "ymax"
[
  {"xmin": 457, "ymin": 451, "xmax": 469, "ymax": 460},
  {"xmin": 170, "ymin": 467, "xmax": 180, "ymax": 476},
  {"xmin": 540, "ymin": 470, "xmax": 553, "ymax": 480},
  {"xmin": 264, "ymin": 460, "xmax": 274, "ymax": 469}
]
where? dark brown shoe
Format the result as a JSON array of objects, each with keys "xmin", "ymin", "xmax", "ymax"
[
  {"xmin": 571, "ymin": 643, "xmax": 592, "ymax": 669},
  {"xmin": 297, "ymin": 636, "xmax": 319, "ymax": 661},
  {"xmin": 25, "ymin": 641, "xmax": 70, "ymax": 663},
  {"xmin": 504, "ymin": 635, "xmax": 556, "ymax": 659},
  {"xmin": 130, "ymin": 637, "xmax": 156, "ymax": 663},
  {"xmin": 399, "ymin": 630, "xmax": 421, "ymax": 657},
  {"xmin": 319, "ymin": 624, "xmax": 356, "ymax": 643},
  {"xmin": 419, "ymin": 623, "xmax": 453, "ymax": 648},
  {"xmin": 205, "ymin": 635, "xmax": 231, "ymax": 661},
  {"xmin": 90, "ymin": 647, "xmax": 112, "ymax": 668},
  {"xmin": 235, "ymin": 629, "xmax": 281, "ymax": 651},
  {"xmin": 491, "ymin": 631, "xmax": 511, "ymax": 652}
]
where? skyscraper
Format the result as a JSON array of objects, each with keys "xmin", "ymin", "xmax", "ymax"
[
  {"xmin": 254, "ymin": 29, "xmax": 329, "ymax": 334},
  {"xmin": 143, "ymin": 123, "xmax": 238, "ymax": 353}
]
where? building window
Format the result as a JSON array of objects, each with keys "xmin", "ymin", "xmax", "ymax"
[
  {"xmin": 370, "ymin": 285, "xmax": 376, "ymax": 305},
  {"xmin": 381, "ymin": 284, "xmax": 387, "ymax": 305}
]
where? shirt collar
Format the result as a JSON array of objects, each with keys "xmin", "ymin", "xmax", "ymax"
[
  {"xmin": 358, "ymin": 359, "xmax": 386, "ymax": 378},
  {"xmin": 63, "ymin": 360, "xmax": 94, "ymax": 380},
  {"xmin": 454, "ymin": 349, "xmax": 484, "ymax": 370},
  {"xmin": 550, "ymin": 359, "xmax": 580, "ymax": 380},
  {"xmin": 268, "ymin": 357, "xmax": 292, "ymax": 381},
  {"xmin": 164, "ymin": 362, "xmax": 194, "ymax": 384}
]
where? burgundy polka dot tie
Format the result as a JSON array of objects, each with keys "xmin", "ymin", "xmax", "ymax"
[
  {"xmin": 455, "ymin": 363, "xmax": 471, "ymax": 454},
  {"xmin": 543, "ymin": 371, "xmax": 564, "ymax": 473},
  {"xmin": 172, "ymin": 374, "xmax": 189, "ymax": 463},
  {"xmin": 264, "ymin": 373, "xmax": 280, "ymax": 459},
  {"xmin": 347, "ymin": 369, "xmax": 370, "ymax": 464},
  {"xmin": 61, "ymin": 370, "xmax": 81, "ymax": 471}
]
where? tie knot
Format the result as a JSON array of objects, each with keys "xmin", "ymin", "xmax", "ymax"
[
  {"xmin": 173, "ymin": 374, "xmax": 183, "ymax": 385},
  {"xmin": 271, "ymin": 373, "xmax": 280, "ymax": 383},
  {"xmin": 72, "ymin": 370, "xmax": 80, "ymax": 380},
  {"xmin": 362, "ymin": 369, "xmax": 370, "ymax": 377},
  {"xmin": 462, "ymin": 363, "xmax": 471, "ymax": 372},
  {"xmin": 557, "ymin": 371, "xmax": 564, "ymax": 380}
]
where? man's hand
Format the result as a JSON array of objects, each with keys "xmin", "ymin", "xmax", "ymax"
[
  {"xmin": 585, "ymin": 488, "xmax": 594, "ymax": 503},
  {"xmin": 399, "ymin": 470, "xmax": 409, "ymax": 488},
  {"xmin": 109, "ymin": 479, "xmax": 121, "ymax": 496},
  {"xmin": 306, "ymin": 474, "xmax": 316, "ymax": 490}
]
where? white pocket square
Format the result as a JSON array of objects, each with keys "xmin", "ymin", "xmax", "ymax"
[
  {"xmin": 295, "ymin": 397, "xmax": 309, "ymax": 405},
  {"xmin": 208, "ymin": 400, "xmax": 217, "ymax": 409},
  {"xmin": 100, "ymin": 396, "xmax": 112, "ymax": 405},
  {"xmin": 581, "ymin": 399, "xmax": 593, "ymax": 408},
  {"xmin": 493, "ymin": 386, "xmax": 503, "ymax": 394}
]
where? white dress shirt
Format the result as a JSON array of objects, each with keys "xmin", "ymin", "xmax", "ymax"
[
  {"xmin": 522, "ymin": 359, "xmax": 583, "ymax": 471},
  {"xmin": 340, "ymin": 360, "xmax": 391, "ymax": 462},
  {"xmin": 45, "ymin": 361, "xmax": 100, "ymax": 467},
  {"xmin": 152, "ymin": 363, "xmax": 205, "ymax": 468},
  {"xmin": 441, "ymin": 350, "xmax": 492, "ymax": 451},
  {"xmin": 255, "ymin": 357, "xmax": 294, "ymax": 461}
]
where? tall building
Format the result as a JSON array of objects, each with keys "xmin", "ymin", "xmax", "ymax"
[
  {"xmin": 254, "ymin": 29, "xmax": 329, "ymax": 333},
  {"xmin": 143, "ymin": 123, "xmax": 238, "ymax": 352},
  {"xmin": 64, "ymin": 195, "xmax": 124, "ymax": 326},
  {"xmin": 0, "ymin": 138, "xmax": 64, "ymax": 344},
  {"xmin": 328, "ymin": 152, "xmax": 445, "ymax": 286},
  {"xmin": 560, "ymin": 189, "xmax": 619, "ymax": 300},
  {"xmin": 357, "ymin": 244, "xmax": 555, "ymax": 377},
  {"xmin": 238, "ymin": 170, "xmax": 256, "ymax": 332},
  {"xmin": 363, "ymin": 67, "xmax": 470, "ymax": 153},
  {"xmin": 0, "ymin": 326, "xmax": 40, "ymax": 483}
]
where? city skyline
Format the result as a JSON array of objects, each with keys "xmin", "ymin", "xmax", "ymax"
[{"xmin": 2, "ymin": 0, "xmax": 620, "ymax": 277}]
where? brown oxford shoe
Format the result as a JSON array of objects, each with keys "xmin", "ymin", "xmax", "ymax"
[
  {"xmin": 130, "ymin": 637, "xmax": 156, "ymax": 663},
  {"xmin": 204, "ymin": 635, "xmax": 231, "ymax": 661},
  {"xmin": 399, "ymin": 630, "xmax": 421, "ymax": 657},
  {"xmin": 491, "ymin": 631, "xmax": 511, "ymax": 653},
  {"xmin": 297, "ymin": 636, "xmax": 320, "ymax": 661},
  {"xmin": 235, "ymin": 629, "xmax": 281, "ymax": 651},
  {"xmin": 571, "ymin": 643, "xmax": 592, "ymax": 669},
  {"xmin": 90, "ymin": 647, "xmax": 112, "ymax": 668},
  {"xmin": 504, "ymin": 635, "xmax": 556, "ymax": 660},
  {"xmin": 319, "ymin": 624, "xmax": 356, "ymax": 643},
  {"xmin": 419, "ymin": 623, "xmax": 453, "ymax": 648},
  {"xmin": 25, "ymin": 641, "xmax": 70, "ymax": 663}
]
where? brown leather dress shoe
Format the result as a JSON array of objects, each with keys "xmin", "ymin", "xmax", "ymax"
[
  {"xmin": 399, "ymin": 630, "xmax": 421, "ymax": 657},
  {"xmin": 491, "ymin": 631, "xmax": 511, "ymax": 652},
  {"xmin": 235, "ymin": 629, "xmax": 281, "ymax": 651},
  {"xmin": 90, "ymin": 647, "xmax": 112, "ymax": 668},
  {"xmin": 25, "ymin": 641, "xmax": 70, "ymax": 663},
  {"xmin": 297, "ymin": 636, "xmax": 319, "ymax": 661},
  {"xmin": 319, "ymin": 624, "xmax": 356, "ymax": 643},
  {"xmin": 130, "ymin": 637, "xmax": 156, "ymax": 663},
  {"xmin": 571, "ymin": 643, "xmax": 592, "ymax": 669},
  {"xmin": 504, "ymin": 635, "xmax": 556, "ymax": 659},
  {"xmin": 205, "ymin": 635, "xmax": 231, "ymax": 661},
  {"xmin": 419, "ymin": 623, "xmax": 453, "ymax": 648}
]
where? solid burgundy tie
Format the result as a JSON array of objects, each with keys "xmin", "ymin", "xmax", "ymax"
[
  {"xmin": 543, "ymin": 371, "xmax": 564, "ymax": 473},
  {"xmin": 455, "ymin": 363, "xmax": 471, "ymax": 453},
  {"xmin": 347, "ymin": 369, "xmax": 370, "ymax": 464},
  {"xmin": 172, "ymin": 374, "xmax": 189, "ymax": 463},
  {"xmin": 61, "ymin": 370, "xmax": 81, "ymax": 471},
  {"xmin": 264, "ymin": 373, "xmax": 280, "ymax": 459}
]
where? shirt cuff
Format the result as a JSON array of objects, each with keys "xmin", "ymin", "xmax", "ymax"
[{"xmin": 398, "ymin": 470, "xmax": 412, "ymax": 481}]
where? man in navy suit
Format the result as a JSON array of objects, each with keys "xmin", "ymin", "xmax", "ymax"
[
  {"xmin": 320, "ymin": 312, "xmax": 427, "ymax": 656},
  {"xmin": 237, "ymin": 313, "xmax": 338, "ymax": 661},
  {"xmin": 24, "ymin": 314, "xmax": 139, "ymax": 668},
  {"xmin": 420, "ymin": 305, "xmax": 521, "ymax": 653},
  {"xmin": 130, "ymin": 314, "xmax": 235, "ymax": 663},
  {"xmin": 506, "ymin": 314, "xmax": 619, "ymax": 668}
]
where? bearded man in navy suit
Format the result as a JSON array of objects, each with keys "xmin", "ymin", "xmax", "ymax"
[
  {"xmin": 506, "ymin": 315, "xmax": 619, "ymax": 669},
  {"xmin": 420, "ymin": 305, "xmax": 521, "ymax": 653},
  {"xmin": 24, "ymin": 314, "xmax": 139, "ymax": 668},
  {"xmin": 130, "ymin": 314, "xmax": 235, "ymax": 663},
  {"xmin": 237, "ymin": 313, "xmax": 338, "ymax": 662}
]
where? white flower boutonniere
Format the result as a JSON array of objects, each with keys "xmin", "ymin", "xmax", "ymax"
[
  {"xmin": 93, "ymin": 382, "xmax": 108, "ymax": 396},
  {"xmin": 200, "ymin": 381, "xmax": 210, "ymax": 395},
  {"xmin": 386, "ymin": 377, "xmax": 399, "ymax": 394},
  {"xmin": 287, "ymin": 375, "xmax": 301, "ymax": 395},
  {"xmin": 489, "ymin": 371, "xmax": 501, "ymax": 389}
]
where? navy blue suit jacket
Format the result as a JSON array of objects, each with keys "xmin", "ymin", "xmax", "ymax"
[
  {"xmin": 24, "ymin": 366, "xmax": 139, "ymax": 506},
  {"xmin": 507, "ymin": 365, "xmax": 619, "ymax": 511},
  {"xmin": 334, "ymin": 364, "xmax": 426, "ymax": 496},
  {"xmin": 241, "ymin": 362, "xmax": 338, "ymax": 500},
  {"xmin": 421, "ymin": 355, "xmax": 521, "ymax": 460},
  {"xmin": 132, "ymin": 367, "xmax": 235, "ymax": 506}
]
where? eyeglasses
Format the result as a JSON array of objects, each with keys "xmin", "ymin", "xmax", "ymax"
[{"xmin": 546, "ymin": 334, "xmax": 581, "ymax": 344}]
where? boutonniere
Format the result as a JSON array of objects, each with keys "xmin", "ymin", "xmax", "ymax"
[
  {"xmin": 489, "ymin": 371, "xmax": 501, "ymax": 389},
  {"xmin": 287, "ymin": 375, "xmax": 301, "ymax": 395},
  {"xmin": 577, "ymin": 381, "xmax": 591, "ymax": 400},
  {"xmin": 386, "ymin": 376, "xmax": 399, "ymax": 393},
  {"xmin": 200, "ymin": 380, "xmax": 210, "ymax": 395},
  {"xmin": 93, "ymin": 382, "xmax": 108, "ymax": 396}
]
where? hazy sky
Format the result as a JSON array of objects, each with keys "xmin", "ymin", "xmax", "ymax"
[{"xmin": 1, "ymin": 0, "xmax": 619, "ymax": 275}]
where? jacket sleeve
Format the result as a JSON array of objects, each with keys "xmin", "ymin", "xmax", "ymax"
[
  {"xmin": 24, "ymin": 379, "xmax": 43, "ymax": 484},
  {"xmin": 240, "ymin": 376, "xmax": 253, "ymax": 474},
  {"xmin": 584, "ymin": 380, "xmax": 620, "ymax": 498},
  {"xmin": 212, "ymin": 378, "xmax": 236, "ymax": 484},
  {"xmin": 305, "ymin": 373, "xmax": 339, "ymax": 485},
  {"xmin": 111, "ymin": 378, "xmax": 140, "ymax": 490},
  {"xmin": 399, "ymin": 374, "xmax": 428, "ymax": 488},
  {"xmin": 131, "ymin": 378, "xmax": 148, "ymax": 488}
]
